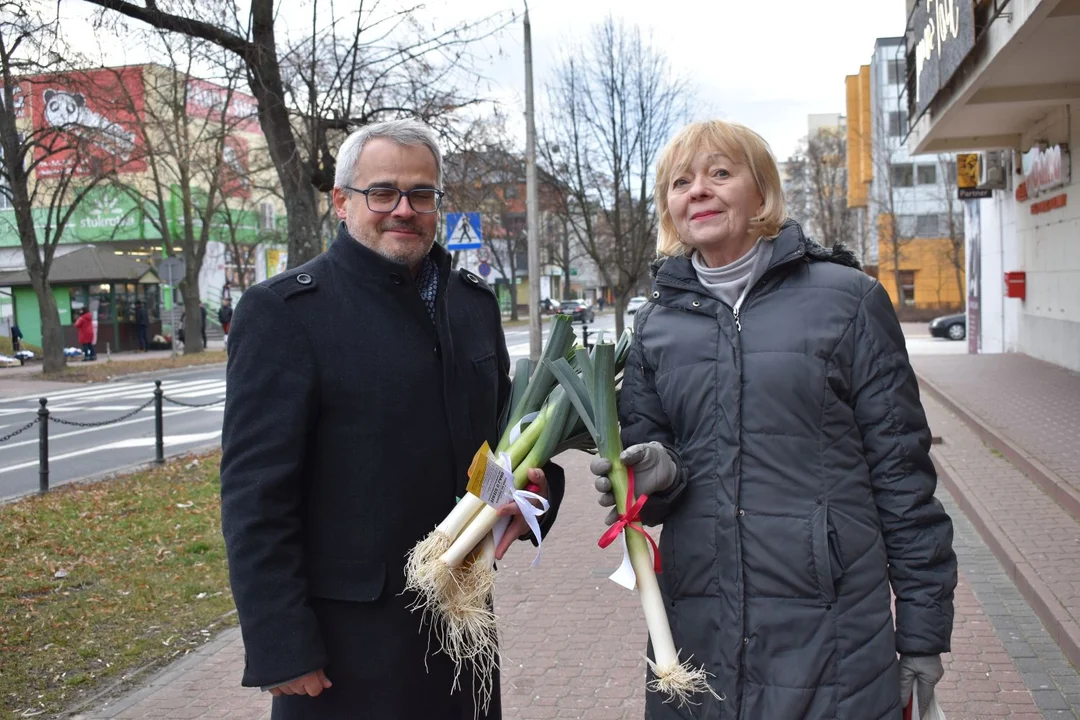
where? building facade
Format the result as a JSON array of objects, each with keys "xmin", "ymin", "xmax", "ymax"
[
  {"xmin": 906, "ymin": 0, "xmax": 1079, "ymax": 372},
  {"xmin": 846, "ymin": 38, "xmax": 966, "ymax": 313},
  {"xmin": 0, "ymin": 64, "xmax": 287, "ymax": 347}
]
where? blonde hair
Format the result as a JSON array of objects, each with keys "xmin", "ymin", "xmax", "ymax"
[{"xmin": 655, "ymin": 120, "xmax": 787, "ymax": 257}]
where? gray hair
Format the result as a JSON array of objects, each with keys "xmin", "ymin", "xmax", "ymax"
[{"xmin": 334, "ymin": 119, "xmax": 444, "ymax": 189}]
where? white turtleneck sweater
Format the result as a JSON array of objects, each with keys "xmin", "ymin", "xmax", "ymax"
[{"xmin": 691, "ymin": 237, "xmax": 774, "ymax": 309}]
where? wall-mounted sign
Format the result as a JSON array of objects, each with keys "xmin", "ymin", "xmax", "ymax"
[
  {"xmin": 911, "ymin": 0, "xmax": 977, "ymax": 119},
  {"xmin": 956, "ymin": 153, "xmax": 993, "ymax": 199},
  {"xmin": 1021, "ymin": 143, "xmax": 1070, "ymax": 198},
  {"xmin": 1031, "ymin": 194, "xmax": 1067, "ymax": 215}
]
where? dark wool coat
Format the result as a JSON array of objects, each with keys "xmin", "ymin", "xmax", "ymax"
[
  {"xmin": 624, "ymin": 220, "xmax": 957, "ymax": 720},
  {"xmin": 220, "ymin": 224, "xmax": 565, "ymax": 720}
]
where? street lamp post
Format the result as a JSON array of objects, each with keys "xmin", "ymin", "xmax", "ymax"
[{"xmin": 524, "ymin": 3, "xmax": 542, "ymax": 362}]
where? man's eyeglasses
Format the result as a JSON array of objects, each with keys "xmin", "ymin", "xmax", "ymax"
[{"xmin": 345, "ymin": 186, "xmax": 445, "ymax": 214}]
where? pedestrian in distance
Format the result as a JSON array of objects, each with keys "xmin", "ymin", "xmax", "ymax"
[
  {"xmin": 217, "ymin": 297, "xmax": 233, "ymax": 345},
  {"xmin": 134, "ymin": 300, "xmax": 149, "ymax": 352},
  {"xmin": 219, "ymin": 118, "xmax": 565, "ymax": 720},
  {"xmin": 75, "ymin": 308, "xmax": 96, "ymax": 361},
  {"xmin": 590, "ymin": 119, "xmax": 957, "ymax": 719},
  {"xmin": 198, "ymin": 301, "xmax": 208, "ymax": 348},
  {"xmin": 10, "ymin": 323, "xmax": 22, "ymax": 354}
]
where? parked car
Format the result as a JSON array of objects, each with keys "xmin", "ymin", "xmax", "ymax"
[
  {"xmin": 626, "ymin": 296, "xmax": 648, "ymax": 315},
  {"xmin": 929, "ymin": 312, "xmax": 966, "ymax": 341},
  {"xmin": 559, "ymin": 299, "xmax": 595, "ymax": 323}
]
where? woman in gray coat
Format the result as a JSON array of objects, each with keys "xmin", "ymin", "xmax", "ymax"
[{"xmin": 591, "ymin": 120, "xmax": 957, "ymax": 719}]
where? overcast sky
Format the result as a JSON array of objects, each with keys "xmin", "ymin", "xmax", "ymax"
[
  {"xmin": 427, "ymin": 0, "xmax": 908, "ymax": 160},
  {"xmin": 60, "ymin": 0, "xmax": 907, "ymax": 161}
]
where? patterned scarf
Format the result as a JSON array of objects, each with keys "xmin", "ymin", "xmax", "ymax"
[{"xmin": 417, "ymin": 256, "xmax": 439, "ymax": 322}]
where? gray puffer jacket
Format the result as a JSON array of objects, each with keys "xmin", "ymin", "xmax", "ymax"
[{"xmin": 622, "ymin": 220, "xmax": 956, "ymax": 720}]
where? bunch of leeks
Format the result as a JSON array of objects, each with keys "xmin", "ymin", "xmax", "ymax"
[{"xmin": 404, "ymin": 315, "xmax": 585, "ymax": 708}]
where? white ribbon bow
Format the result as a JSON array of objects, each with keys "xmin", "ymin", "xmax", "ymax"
[
  {"xmin": 508, "ymin": 411, "xmax": 540, "ymax": 445},
  {"xmin": 491, "ymin": 451, "xmax": 550, "ymax": 566}
]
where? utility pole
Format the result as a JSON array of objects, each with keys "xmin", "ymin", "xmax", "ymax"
[{"xmin": 524, "ymin": 2, "xmax": 542, "ymax": 361}]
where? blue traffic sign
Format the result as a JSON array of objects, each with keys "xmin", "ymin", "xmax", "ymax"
[
  {"xmin": 446, "ymin": 212, "xmax": 483, "ymax": 250},
  {"xmin": 478, "ymin": 261, "xmax": 491, "ymax": 277}
]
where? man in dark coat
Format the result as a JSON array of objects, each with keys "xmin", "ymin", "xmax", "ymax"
[
  {"xmin": 220, "ymin": 118, "xmax": 564, "ymax": 720},
  {"xmin": 133, "ymin": 300, "xmax": 149, "ymax": 352}
]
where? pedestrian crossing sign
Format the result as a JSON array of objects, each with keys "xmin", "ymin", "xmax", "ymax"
[{"xmin": 446, "ymin": 212, "xmax": 483, "ymax": 250}]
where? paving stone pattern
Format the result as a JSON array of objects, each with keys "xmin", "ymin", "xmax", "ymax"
[
  {"xmin": 83, "ymin": 443, "xmax": 1079, "ymax": 719},
  {"xmin": 914, "ymin": 354, "xmax": 1080, "ymax": 499}
]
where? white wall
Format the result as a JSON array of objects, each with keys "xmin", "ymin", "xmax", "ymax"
[
  {"xmin": 972, "ymin": 105, "xmax": 1080, "ymax": 371},
  {"xmin": 1014, "ymin": 106, "xmax": 1080, "ymax": 370}
]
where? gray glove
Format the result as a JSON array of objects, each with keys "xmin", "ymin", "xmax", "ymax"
[
  {"xmin": 899, "ymin": 654, "xmax": 944, "ymax": 717},
  {"xmin": 590, "ymin": 442, "xmax": 677, "ymax": 525}
]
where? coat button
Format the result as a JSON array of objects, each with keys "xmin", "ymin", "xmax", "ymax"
[
  {"xmin": 296, "ymin": 273, "xmax": 312, "ymax": 285},
  {"xmin": 651, "ymin": 291, "xmax": 660, "ymax": 299},
  {"xmin": 390, "ymin": 273, "xmax": 404, "ymax": 285},
  {"xmin": 737, "ymin": 508, "xmax": 745, "ymax": 517},
  {"xmin": 692, "ymin": 300, "xmax": 701, "ymax": 307},
  {"xmin": 467, "ymin": 273, "xmax": 479, "ymax": 284},
  {"xmin": 743, "ymin": 637, "xmax": 749, "ymax": 644}
]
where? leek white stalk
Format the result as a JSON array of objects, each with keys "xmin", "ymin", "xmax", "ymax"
[{"xmin": 549, "ymin": 344, "xmax": 720, "ymax": 707}]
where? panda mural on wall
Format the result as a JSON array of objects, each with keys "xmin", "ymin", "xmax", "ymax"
[{"xmin": 42, "ymin": 88, "xmax": 136, "ymax": 162}]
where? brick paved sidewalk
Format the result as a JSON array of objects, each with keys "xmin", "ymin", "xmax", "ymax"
[
  {"xmin": 80, "ymin": 448, "xmax": 1078, "ymax": 719},
  {"xmin": 924, "ymin": 389, "xmax": 1080, "ymax": 690},
  {"xmin": 913, "ymin": 354, "xmax": 1080, "ymax": 519}
]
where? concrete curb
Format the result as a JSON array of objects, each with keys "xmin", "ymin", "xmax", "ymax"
[
  {"xmin": 916, "ymin": 370, "xmax": 1080, "ymax": 522},
  {"xmin": 931, "ymin": 451, "xmax": 1080, "ymax": 673}
]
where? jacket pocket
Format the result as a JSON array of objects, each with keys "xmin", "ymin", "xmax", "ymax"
[
  {"xmin": 307, "ymin": 557, "xmax": 386, "ymax": 603},
  {"xmin": 811, "ymin": 504, "xmax": 839, "ymax": 603},
  {"xmin": 471, "ymin": 350, "xmax": 497, "ymax": 377}
]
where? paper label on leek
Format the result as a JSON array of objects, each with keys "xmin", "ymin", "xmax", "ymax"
[
  {"xmin": 466, "ymin": 444, "xmax": 514, "ymax": 508},
  {"xmin": 609, "ymin": 531, "xmax": 637, "ymax": 590}
]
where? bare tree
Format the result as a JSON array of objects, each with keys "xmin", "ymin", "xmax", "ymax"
[
  {"xmin": 542, "ymin": 17, "xmax": 687, "ymax": 336},
  {"xmin": 936, "ymin": 153, "xmax": 964, "ymax": 304},
  {"xmin": 443, "ymin": 114, "xmax": 527, "ymax": 319},
  {"xmin": 109, "ymin": 32, "xmax": 250, "ymax": 353},
  {"xmin": 85, "ymin": 0, "xmax": 510, "ymax": 269},
  {"xmin": 785, "ymin": 128, "xmax": 856, "ymax": 249},
  {"xmin": 0, "ymin": 4, "xmax": 119, "ymax": 372},
  {"xmin": 867, "ymin": 109, "xmax": 916, "ymax": 309}
]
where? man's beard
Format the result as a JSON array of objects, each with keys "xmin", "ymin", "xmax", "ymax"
[{"xmin": 354, "ymin": 218, "xmax": 435, "ymax": 269}]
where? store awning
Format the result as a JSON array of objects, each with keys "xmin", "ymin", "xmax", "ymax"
[{"xmin": 0, "ymin": 246, "xmax": 160, "ymax": 287}]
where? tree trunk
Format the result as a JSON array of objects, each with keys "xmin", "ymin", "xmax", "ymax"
[
  {"xmin": 248, "ymin": 2, "xmax": 323, "ymax": 269},
  {"xmin": 613, "ymin": 286, "xmax": 632, "ymax": 338},
  {"xmin": 181, "ymin": 277, "xmax": 204, "ymax": 355},
  {"xmin": 31, "ymin": 276, "xmax": 66, "ymax": 374},
  {"xmin": 891, "ymin": 238, "xmax": 904, "ymax": 310}
]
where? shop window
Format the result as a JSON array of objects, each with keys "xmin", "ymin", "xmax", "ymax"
[
  {"xmin": 891, "ymin": 163, "xmax": 914, "ymax": 187},
  {"xmin": 899, "ymin": 270, "xmax": 916, "ymax": 307},
  {"xmin": 89, "ymin": 283, "xmax": 112, "ymax": 321},
  {"xmin": 917, "ymin": 165, "xmax": 937, "ymax": 185},
  {"xmin": 916, "ymin": 214, "xmax": 941, "ymax": 236},
  {"xmin": 69, "ymin": 286, "xmax": 88, "ymax": 319}
]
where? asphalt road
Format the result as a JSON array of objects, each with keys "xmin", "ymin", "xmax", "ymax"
[
  {"xmin": 0, "ymin": 365, "xmax": 227, "ymax": 501},
  {"xmin": 0, "ymin": 312, "xmax": 960, "ymax": 502}
]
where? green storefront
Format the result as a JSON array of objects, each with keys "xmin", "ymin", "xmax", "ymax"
[{"xmin": 0, "ymin": 246, "xmax": 161, "ymax": 351}]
